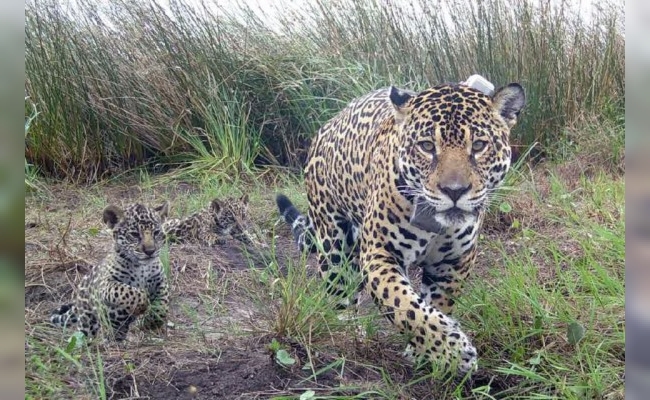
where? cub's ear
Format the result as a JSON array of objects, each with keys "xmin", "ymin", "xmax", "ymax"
[
  {"xmin": 492, "ymin": 83, "xmax": 526, "ymax": 128},
  {"xmin": 388, "ymin": 86, "xmax": 414, "ymax": 124},
  {"xmin": 154, "ymin": 202, "xmax": 169, "ymax": 220},
  {"xmin": 210, "ymin": 199, "xmax": 222, "ymax": 214},
  {"xmin": 102, "ymin": 205, "xmax": 124, "ymax": 229}
]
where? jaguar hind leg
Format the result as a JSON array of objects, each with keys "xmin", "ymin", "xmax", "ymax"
[
  {"xmin": 277, "ymin": 193, "xmax": 364, "ymax": 323},
  {"xmin": 310, "ymin": 211, "xmax": 363, "ymax": 310}
]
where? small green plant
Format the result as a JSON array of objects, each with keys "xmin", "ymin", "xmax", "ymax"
[
  {"xmin": 167, "ymin": 89, "xmax": 264, "ymax": 181},
  {"xmin": 299, "ymin": 390, "xmax": 316, "ymax": 400},
  {"xmin": 66, "ymin": 331, "xmax": 86, "ymax": 352},
  {"xmin": 498, "ymin": 201, "xmax": 512, "ymax": 214},
  {"xmin": 268, "ymin": 338, "xmax": 296, "ymax": 367},
  {"xmin": 268, "ymin": 337, "xmax": 281, "ymax": 353},
  {"xmin": 567, "ymin": 321, "xmax": 586, "ymax": 345},
  {"xmin": 89, "ymin": 345, "xmax": 107, "ymax": 400}
]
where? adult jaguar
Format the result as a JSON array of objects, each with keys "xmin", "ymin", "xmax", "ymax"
[
  {"xmin": 50, "ymin": 202, "xmax": 170, "ymax": 341},
  {"xmin": 276, "ymin": 82, "xmax": 525, "ymax": 373}
]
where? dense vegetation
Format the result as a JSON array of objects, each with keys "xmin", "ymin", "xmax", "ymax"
[{"xmin": 25, "ymin": 0, "xmax": 624, "ymax": 182}]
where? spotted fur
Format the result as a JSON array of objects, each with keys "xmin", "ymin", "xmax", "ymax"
[
  {"xmin": 162, "ymin": 194, "xmax": 256, "ymax": 247},
  {"xmin": 50, "ymin": 202, "xmax": 170, "ymax": 341},
  {"xmin": 276, "ymin": 82, "xmax": 525, "ymax": 373}
]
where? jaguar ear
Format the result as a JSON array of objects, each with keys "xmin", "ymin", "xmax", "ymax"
[
  {"xmin": 102, "ymin": 205, "xmax": 124, "ymax": 229},
  {"xmin": 240, "ymin": 194, "xmax": 249, "ymax": 204},
  {"xmin": 492, "ymin": 83, "xmax": 526, "ymax": 128},
  {"xmin": 154, "ymin": 202, "xmax": 169, "ymax": 220},
  {"xmin": 210, "ymin": 199, "xmax": 222, "ymax": 214},
  {"xmin": 388, "ymin": 86, "xmax": 414, "ymax": 124}
]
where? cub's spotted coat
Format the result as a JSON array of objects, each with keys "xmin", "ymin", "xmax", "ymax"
[
  {"xmin": 50, "ymin": 202, "xmax": 170, "ymax": 341},
  {"xmin": 162, "ymin": 195, "xmax": 257, "ymax": 247}
]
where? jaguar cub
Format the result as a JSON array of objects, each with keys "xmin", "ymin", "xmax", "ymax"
[
  {"xmin": 50, "ymin": 202, "xmax": 170, "ymax": 341},
  {"xmin": 162, "ymin": 194, "xmax": 257, "ymax": 247}
]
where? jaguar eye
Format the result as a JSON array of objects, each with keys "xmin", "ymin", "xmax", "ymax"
[
  {"xmin": 472, "ymin": 140, "xmax": 488, "ymax": 153},
  {"xmin": 418, "ymin": 141, "xmax": 436, "ymax": 153}
]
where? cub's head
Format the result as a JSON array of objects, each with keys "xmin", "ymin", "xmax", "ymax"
[
  {"xmin": 390, "ymin": 83, "xmax": 525, "ymax": 228},
  {"xmin": 208, "ymin": 194, "xmax": 250, "ymax": 234},
  {"xmin": 103, "ymin": 202, "xmax": 168, "ymax": 261}
]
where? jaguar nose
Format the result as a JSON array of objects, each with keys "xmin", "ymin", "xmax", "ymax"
[
  {"xmin": 437, "ymin": 183, "xmax": 472, "ymax": 203},
  {"xmin": 141, "ymin": 231, "xmax": 156, "ymax": 256}
]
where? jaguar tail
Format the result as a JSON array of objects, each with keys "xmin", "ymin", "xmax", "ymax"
[{"xmin": 275, "ymin": 193, "xmax": 316, "ymax": 253}]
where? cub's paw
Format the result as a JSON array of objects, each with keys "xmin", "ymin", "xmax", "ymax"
[
  {"xmin": 141, "ymin": 307, "xmax": 168, "ymax": 332},
  {"xmin": 131, "ymin": 288, "xmax": 152, "ymax": 316}
]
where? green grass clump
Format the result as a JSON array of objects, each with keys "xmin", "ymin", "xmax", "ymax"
[
  {"xmin": 26, "ymin": 331, "xmax": 109, "ymax": 400},
  {"xmin": 25, "ymin": 0, "xmax": 624, "ymax": 181},
  {"xmin": 456, "ymin": 170, "xmax": 624, "ymax": 399}
]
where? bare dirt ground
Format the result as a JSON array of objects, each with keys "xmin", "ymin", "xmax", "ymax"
[{"xmin": 25, "ymin": 161, "xmax": 617, "ymax": 399}]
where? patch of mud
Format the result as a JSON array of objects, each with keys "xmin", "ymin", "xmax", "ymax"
[
  {"xmin": 112, "ymin": 349, "xmax": 280, "ymax": 399},
  {"xmin": 167, "ymin": 235, "xmax": 311, "ymax": 274},
  {"xmin": 111, "ymin": 346, "xmax": 335, "ymax": 400}
]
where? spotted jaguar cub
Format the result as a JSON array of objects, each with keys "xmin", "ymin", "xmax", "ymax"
[
  {"xmin": 162, "ymin": 194, "xmax": 257, "ymax": 246},
  {"xmin": 50, "ymin": 202, "xmax": 170, "ymax": 341}
]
